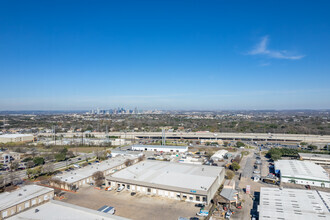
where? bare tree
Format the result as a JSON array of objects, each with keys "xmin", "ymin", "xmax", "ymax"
[
  {"xmin": 8, "ymin": 172, "xmax": 21, "ymax": 185},
  {"xmin": 0, "ymin": 176, "xmax": 5, "ymax": 188},
  {"xmin": 138, "ymin": 155, "xmax": 145, "ymax": 162},
  {"xmin": 10, "ymin": 161, "xmax": 19, "ymax": 172},
  {"xmin": 92, "ymin": 171, "xmax": 104, "ymax": 187},
  {"xmin": 42, "ymin": 163, "xmax": 54, "ymax": 175},
  {"xmin": 31, "ymin": 148, "xmax": 38, "ymax": 158},
  {"xmin": 26, "ymin": 161, "xmax": 35, "ymax": 168},
  {"xmin": 54, "ymin": 188, "xmax": 61, "ymax": 196},
  {"xmin": 124, "ymin": 159, "xmax": 133, "ymax": 167},
  {"xmin": 50, "ymin": 177, "xmax": 63, "ymax": 188}
]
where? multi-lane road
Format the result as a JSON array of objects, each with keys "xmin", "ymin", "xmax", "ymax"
[
  {"xmin": 41, "ymin": 131, "xmax": 330, "ymax": 143},
  {"xmin": 1, "ymin": 152, "xmax": 95, "ymax": 184}
]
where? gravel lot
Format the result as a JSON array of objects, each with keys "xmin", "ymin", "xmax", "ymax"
[{"xmin": 60, "ymin": 185, "xmax": 201, "ymax": 220}]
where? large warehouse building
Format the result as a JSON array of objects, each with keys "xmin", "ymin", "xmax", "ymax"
[
  {"xmin": 258, "ymin": 187, "xmax": 330, "ymax": 220},
  {"xmin": 299, "ymin": 153, "xmax": 330, "ymax": 165},
  {"xmin": 275, "ymin": 160, "xmax": 330, "ymax": 188},
  {"xmin": 0, "ymin": 134, "xmax": 34, "ymax": 143},
  {"xmin": 51, "ymin": 155, "xmax": 139, "ymax": 191},
  {"xmin": 8, "ymin": 200, "xmax": 128, "ymax": 220},
  {"xmin": 0, "ymin": 185, "xmax": 54, "ymax": 219},
  {"xmin": 131, "ymin": 144, "xmax": 188, "ymax": 153},
  {"xmin": 106, "ymin": 161, "xmax": 225, "ymax": 204}
]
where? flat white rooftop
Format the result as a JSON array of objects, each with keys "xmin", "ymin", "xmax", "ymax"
[
  {"xmin": 8, "ymin": 200, "xmax": 129, "ymax": 220},
  {"xmin": 0, "ymin": 185, "xmax": 53, "ymax": 210},
  {"xmin": 55, "ymin": 155, "xmax": 137, "ymax": 184},
  {"xmin": 108, "ymin": 160, "xmax": 223, "ymax": 193},
  {"xmin": 0, "ymin": 134, "xmax": 33, "ymax": 138},
  {"xmin": 259, "ymin": 187, "xmax": 330, "ymax": 220},
  {"xmin": 132, "ymin": 144, "xmax": 188, "ymax": 149},
  {"xmin": 275, "ymin": 160, "xmax": 329, "ymax": 182},
  {"xmin": 299, "ymin": 153, "xmax": 330, "ymax": 160},
  {"xmin": 211, "ymin": 150, "xmax": 228, "ymax": 159}
]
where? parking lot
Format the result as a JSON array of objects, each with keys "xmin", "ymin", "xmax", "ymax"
[{"xmin": 60, "ymin": 185, "xmax": 202, "ymax": 220}]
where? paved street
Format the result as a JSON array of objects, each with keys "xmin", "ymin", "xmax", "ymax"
[{"xmin": 1, "ymin": 152, "xmax": 95, "ymax": 184}]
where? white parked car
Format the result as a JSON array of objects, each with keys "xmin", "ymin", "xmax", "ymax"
[
  {"xmin": 117, "ymin": 186, "xmax": 124, "ymax": 192},
  {"xmin": 196, "ymin": 211, "xmax": 208, "ymax": 217},
  {"xmin": 253, "ymin": 170, "xmax": 260, "ymax": 174}
]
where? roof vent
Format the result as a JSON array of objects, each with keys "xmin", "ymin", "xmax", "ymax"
[{"xmin": 18, "ymin": 193, "xmax": 22, "ymax": 196}]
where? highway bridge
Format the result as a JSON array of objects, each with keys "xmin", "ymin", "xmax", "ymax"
[{"xmin": 41, "ymin": 132, "xmax": 330, "ymax": 143}]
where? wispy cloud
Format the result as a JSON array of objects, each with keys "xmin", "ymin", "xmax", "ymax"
[
  {"xmin": 259, "ymin": 62, "xmax": 271, "ymax": 67},
  {"xmin": 248, "ymin": 36, "xmax": 305, "ymax": 60}
]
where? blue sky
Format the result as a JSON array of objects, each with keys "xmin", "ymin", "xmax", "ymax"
[{"xmin": 0, "ymin": 0, "xmax": 330, "ymax": 110}]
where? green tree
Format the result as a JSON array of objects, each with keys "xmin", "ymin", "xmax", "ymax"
[
  {"xmin": 307, "ymin": 145, "xmax": 317, "ymax": 150},
  {"xmin": 271, "ymin": 154, "xmax": 281, "ymax": 161},
  {"xmin": 33, "ymin": 157, "xmax": 45, "ymax": 166},
  {"xmin": 55, "ymin": 153, "xmax": 66, "ymax": 162},
  {"xmin": 236, "ymin": 141, "xmax": 245, "ymax": 148},
  {"xmin": 226, "ymin": 170, "xmax": 235, "ymax": 179},
  {"xmin": 26, "ymin": 169, "xmax": 34, "ymax": 179},
  {"xmin": 231, "ymin": 162, "xmax": 240, "ymax": 171}
]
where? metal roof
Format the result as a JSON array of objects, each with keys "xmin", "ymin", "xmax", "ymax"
[
  {"xmin": 259, "ymin": 187, "xmax": 330, "ymax": 220},
  {"xmin": 8, "ymin": 200, "xmax": 128, "ymax": 220},
  {"xmin": 275, "ymin": 160, "xmax": 330, "ymax": 182},
  {"xmin": 220, "ymin": 188, "xmax": 237, "ymax": 201},
  {"xmin": 0, "ymin": 134, "xmax": 33, "ymax": 138},
  {"xmin": 55, "ymin": 155, "xmax": 138, "ymax": 184},
  {"xmin": 0, "ymin": 185, "xmax": 54, "ymax": 210},
  {"xmin": 131, "ymin": 145, "xmax": 188, "ymax": 149},
  {"xmin": 107, "ymin": 160, "xmax": 223, "ymax": 194},
  {"xmin": 299, "ymin": 153, "xmax": 330, "ymax": 159}
]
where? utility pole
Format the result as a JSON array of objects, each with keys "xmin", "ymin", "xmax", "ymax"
[
  {"xmin": 81, "ymin": 131, "xmax": 84, "ymax": 146},
  {"xmin": 53, "ymin": 125, "xmax": 56, "ymax": 146}
]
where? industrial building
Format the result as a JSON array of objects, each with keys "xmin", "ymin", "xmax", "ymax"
[
  {"xmin": 106, "ymin": 160, "xmax": 225, "ymax": 204},
  {"xmin": 131, "ymin": 144, "xmax": 188, "ymax": 153},
  {"xmin": 210, "ymin": 150, "xmax": 228, "ymax": 161},
  {"xmin": 111, "ymin": 150, "xmax": 143, "ymax": 158},
  {"xmin": 275, "ymin": 160, "xmax": 330, "ymax": 188},
  {"xmin": 8, "ymin": 200, "xmax": 128, "ymax": 220},
  {"xmin": 50, "ymin": 155, "xmax": 139, "ymax": 190},
  {"xmin": 0, "ymin": 134, "xmax": 34, "ymax": 143},
  {"xmin": 0, "ymin": 185, "xmax": 54, "ymax": 219},
  {"xmin": 299, "ymin": 153, "xmax": 330, "ymax": 165},
  {"xmin": 219, "ymin": 180, "xmax": 238, "ymax": 206},
  {"xmin": 258, "ymin": 187, "xmax": 330, "ymax": 220},
  {"xmin": 178, "ymin": 156, "xmax": 204, "ymax": 165}
]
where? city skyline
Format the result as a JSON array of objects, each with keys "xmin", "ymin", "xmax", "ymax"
[{"xmin": 1, "ymin": 1, "xmax": 330, "ymax": 110}]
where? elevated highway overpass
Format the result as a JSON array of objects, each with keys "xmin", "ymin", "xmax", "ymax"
[{"xmin": 41, "ymin": 132, "xmax": 330, "ymax": 143}]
